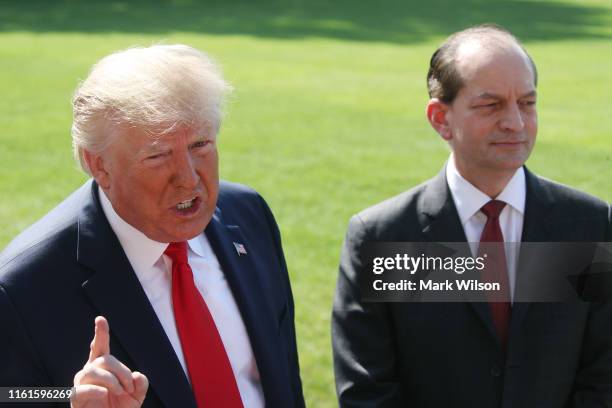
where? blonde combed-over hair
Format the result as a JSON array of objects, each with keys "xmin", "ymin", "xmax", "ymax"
[{"xmin": 71, "ymin": 44, "xmax": 232, "ymax": 174}]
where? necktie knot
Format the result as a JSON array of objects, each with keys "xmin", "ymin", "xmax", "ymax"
[
  {"xmin": 164, "ymin": 241, "xmax": 189, "ymax": 264},
  {"xmin": 481, "ymin": 200, "xmax": 506, "ymax": 220}
]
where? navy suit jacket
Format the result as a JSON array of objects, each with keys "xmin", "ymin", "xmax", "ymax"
[
  {"xmin": 333, "ymin": 167, "xmax": 612, "ymax": 408},
  {"xmin": 0, "ymin": 180, "xmax": 305, "ymax": 408}
]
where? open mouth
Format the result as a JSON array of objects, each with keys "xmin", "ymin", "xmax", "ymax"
[
  {"xmin": 176, "ymin": 197, "xmax": 196, "ymax": 210},
  {"xmin": 173, "ymin": 196, "xmax": 201, "ymax": 216}
]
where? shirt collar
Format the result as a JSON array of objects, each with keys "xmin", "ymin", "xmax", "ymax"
[
  {"xmin": 496, "ymin": 166, "xmax": 526, "ymax": 215},
  {"xmin": 446, "ymin": 154, "xmax": 526, "ymax": 225},
  {"xmin": 187, "ymin": 233, "xmax": 209, "ymax": 258}
]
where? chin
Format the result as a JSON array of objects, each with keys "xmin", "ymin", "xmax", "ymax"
[
  {"xmin": 492, "ymin": 154, "xmax": 529, "ymax": 170},
  {"xmin": 494, "ymin": 164, "xmax": 525, "ymax": 174},
  {"xmin": 170, "ymin": 228, "xmax": 205, "ymax": 242},
  {"xmin": 176, "ymin": 217, "xmax": 212, "ymax": 241},
  {"xmin": 179, "ymin": 229, "xmax": 205, "ymax": 241},
  {"xmin": 147, "ymin": 224, "xmax": 203, "ymax": 243}
]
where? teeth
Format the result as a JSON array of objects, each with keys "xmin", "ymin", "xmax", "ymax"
[{"xmin": 176, "ymin": 198, "xmax": 195, "ymax": 210}]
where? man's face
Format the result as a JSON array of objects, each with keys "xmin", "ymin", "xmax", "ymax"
[
  {"xmin": 441, "ymin": 43, "xmax": 538, "ymax": 181},
  {"xmin": 91, "ymin": 124, "xmax": 219, "ymax": 243}
]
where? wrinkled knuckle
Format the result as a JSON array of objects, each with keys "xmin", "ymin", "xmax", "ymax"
[
  {"xmin": 76, "ymin": 363, "xmax": 96, "ymax": 381},
  {"xmin": 82, "ymin": 365, "xmax": 104, "ymax": 382},
  {"xmin": 92, "ymin": 355, "xmax": 107, "ymax": 366},
  {"xmin": 96, "ymin": 387, "xmax": 109, "ymax": 399}
]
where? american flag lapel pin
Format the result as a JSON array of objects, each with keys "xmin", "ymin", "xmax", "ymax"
[{"xmin": 233, "ymin": 242, "xmax": 247, "ymax": 256}]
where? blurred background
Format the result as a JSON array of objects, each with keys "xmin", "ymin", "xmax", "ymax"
[{"xmin": 1, "ymin": 0, "xmax": 611, "ymax": 405}]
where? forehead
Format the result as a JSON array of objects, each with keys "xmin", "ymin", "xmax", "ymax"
[
  {"xmin": 455, "ymin": 41, "xmax": 535, "ymax": 97},
  {"xmin": 114, "ymin": 122, "xmax": 212, "ymax": 153}
]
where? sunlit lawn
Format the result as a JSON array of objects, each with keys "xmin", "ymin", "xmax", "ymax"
[{"xmin": 1, "ymin": 1, "xmax": 611, "ymax": 406}]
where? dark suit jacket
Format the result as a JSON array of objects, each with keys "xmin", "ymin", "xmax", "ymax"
[
  {"xmin": 332, "ymin": 167, "xmax": 612, "ymax": 408},
  {"xmin": 0, "ymin": 180, "xmax": 305, "ymax": 408}
]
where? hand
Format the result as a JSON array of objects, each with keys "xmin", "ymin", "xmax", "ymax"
[{"xmin": 71, "ymin": 316, "xmax": 149, "ymax": 408}]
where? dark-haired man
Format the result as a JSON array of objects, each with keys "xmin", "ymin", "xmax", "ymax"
[{"xmin": 333, "ymin": 25, "xmax": 612, "ymax": 407}]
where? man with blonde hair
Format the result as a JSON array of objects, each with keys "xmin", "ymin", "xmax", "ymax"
[{"xmin": 0, "ymin": 44, "xmax": 304, "ymax": 408}]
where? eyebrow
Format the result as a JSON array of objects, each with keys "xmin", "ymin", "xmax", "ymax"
[
  {"xmin": 141, "ymin": 142, "xmax": 166, "ymax": 154},
  {"xmin": 475, "ymin": 90, "xmax": 538, "ymax": 100},
  {"xmin": 140, "ymin": 135, "xmax": 211, "ymax": 155}
]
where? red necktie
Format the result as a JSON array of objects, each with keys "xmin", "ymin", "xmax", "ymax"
[
  {"xmin": 478, "ymin": 200, "xmax": 511, "ymax": 350},
  {"xmin": 165, "ymin": 242, "xmax": 244, "ymax": 408}
]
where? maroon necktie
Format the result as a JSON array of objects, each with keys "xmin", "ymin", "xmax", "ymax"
[
  {"xmin": 165, "ymin": 242, "xmax": 244, "ymax": 408},
  {"xmin": 478, "ymin": 200, "xmax": 511, "ymax": 349}
]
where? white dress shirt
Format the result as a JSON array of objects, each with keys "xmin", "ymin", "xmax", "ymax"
[
  {"xmin": 445, "ymin": 155, "xmax": 526, "ymax": 300},
  {"xmin": 99, "ymin": 187, "xmax": 264, "ymax": 407}
]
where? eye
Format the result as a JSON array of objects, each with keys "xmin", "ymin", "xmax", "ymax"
[
  {"xmin": 191, "ymin": 139, "xmax": 214, "ymax": 151},
  {"xmin": 474, "ymin": 101, "xmax": 499, "ymax": 109},
  {"xmin": 143, "ymin": 151, "xmax": 169, "ymax": 163},
  {"xmin": 520, "ymin": 100, "xmax": 537, "ymax": 106}
]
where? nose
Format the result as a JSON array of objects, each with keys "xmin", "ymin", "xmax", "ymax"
[
  {"xmin": 499, "ymin": 103, "xmax": 525, "ymax": 133},
  {"xmin": 173, "ymin": 151, "xmax": 199, "ymax": 189}
]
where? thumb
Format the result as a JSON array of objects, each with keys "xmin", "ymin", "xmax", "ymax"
[{"xmin": 88, "ymin": 316, "xmax": 110, "ymax": 362}]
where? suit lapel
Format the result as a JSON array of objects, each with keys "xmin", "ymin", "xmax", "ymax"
[
  {"xmin": 510, "ymin": 168, "xmax": 555, "ymax": 334},
  {"xmin": 420, "ymin": 168, "xmax": 500, "ymax": 345},
  {"xmin": 77, "ymin": 182, "xmax": 197, "ymax": 408},
  {"xmin": 205, "ymin": 212, "xmax": 292, "ymax": 407},
  {"xmin": 420, "ymin": 168, "xmax": 468, "ymax": 243}
]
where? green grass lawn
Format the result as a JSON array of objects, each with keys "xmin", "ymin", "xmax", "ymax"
[{"xmin": 1, "ymin": 0, "xmax": 611, "ymax": 406}]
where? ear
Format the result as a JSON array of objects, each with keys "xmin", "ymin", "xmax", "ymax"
[
  {"xmin": 426, "ymin": 98, "xmax": 452, "ymax": 141},
  {"xmin": 82, "ymin": 149, "xmax": 111, "ymax": 190}
]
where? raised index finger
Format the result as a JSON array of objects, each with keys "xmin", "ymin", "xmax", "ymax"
[{"xmin": 88, "ymin": 316, "xmax": 110, "ymax": 362}]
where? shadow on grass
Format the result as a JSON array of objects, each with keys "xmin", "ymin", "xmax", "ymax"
[{"xmin": 0, "ymin": 0, "xmax": 610, "ymax": 43}]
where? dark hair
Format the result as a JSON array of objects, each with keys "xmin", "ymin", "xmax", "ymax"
[{"xmin": 427, "ymin": 24, "xmax": 538, "ymax": 104}]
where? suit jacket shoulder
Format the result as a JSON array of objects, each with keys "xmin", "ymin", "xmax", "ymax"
[
  {"xmin": 355, "ymin": 178, "xmax": 438, "ymax": 238},
  {"xmin": 522, "ymin": 170, "xmax": 611, "ymax": 241},
  {"xmin": 0, "ymin": 181, "xmax": 90, "ymax": 274},
  {"xmin": 349, "ymin": 168, "xmax": 466, "ymax": 243},
  {"xmin": 528, "ymin": 173, "xmax": 609, "ymax": 215},
  {"xmin": 216, "ymin": 180, "xmax": 271, "ymax": 225}
]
